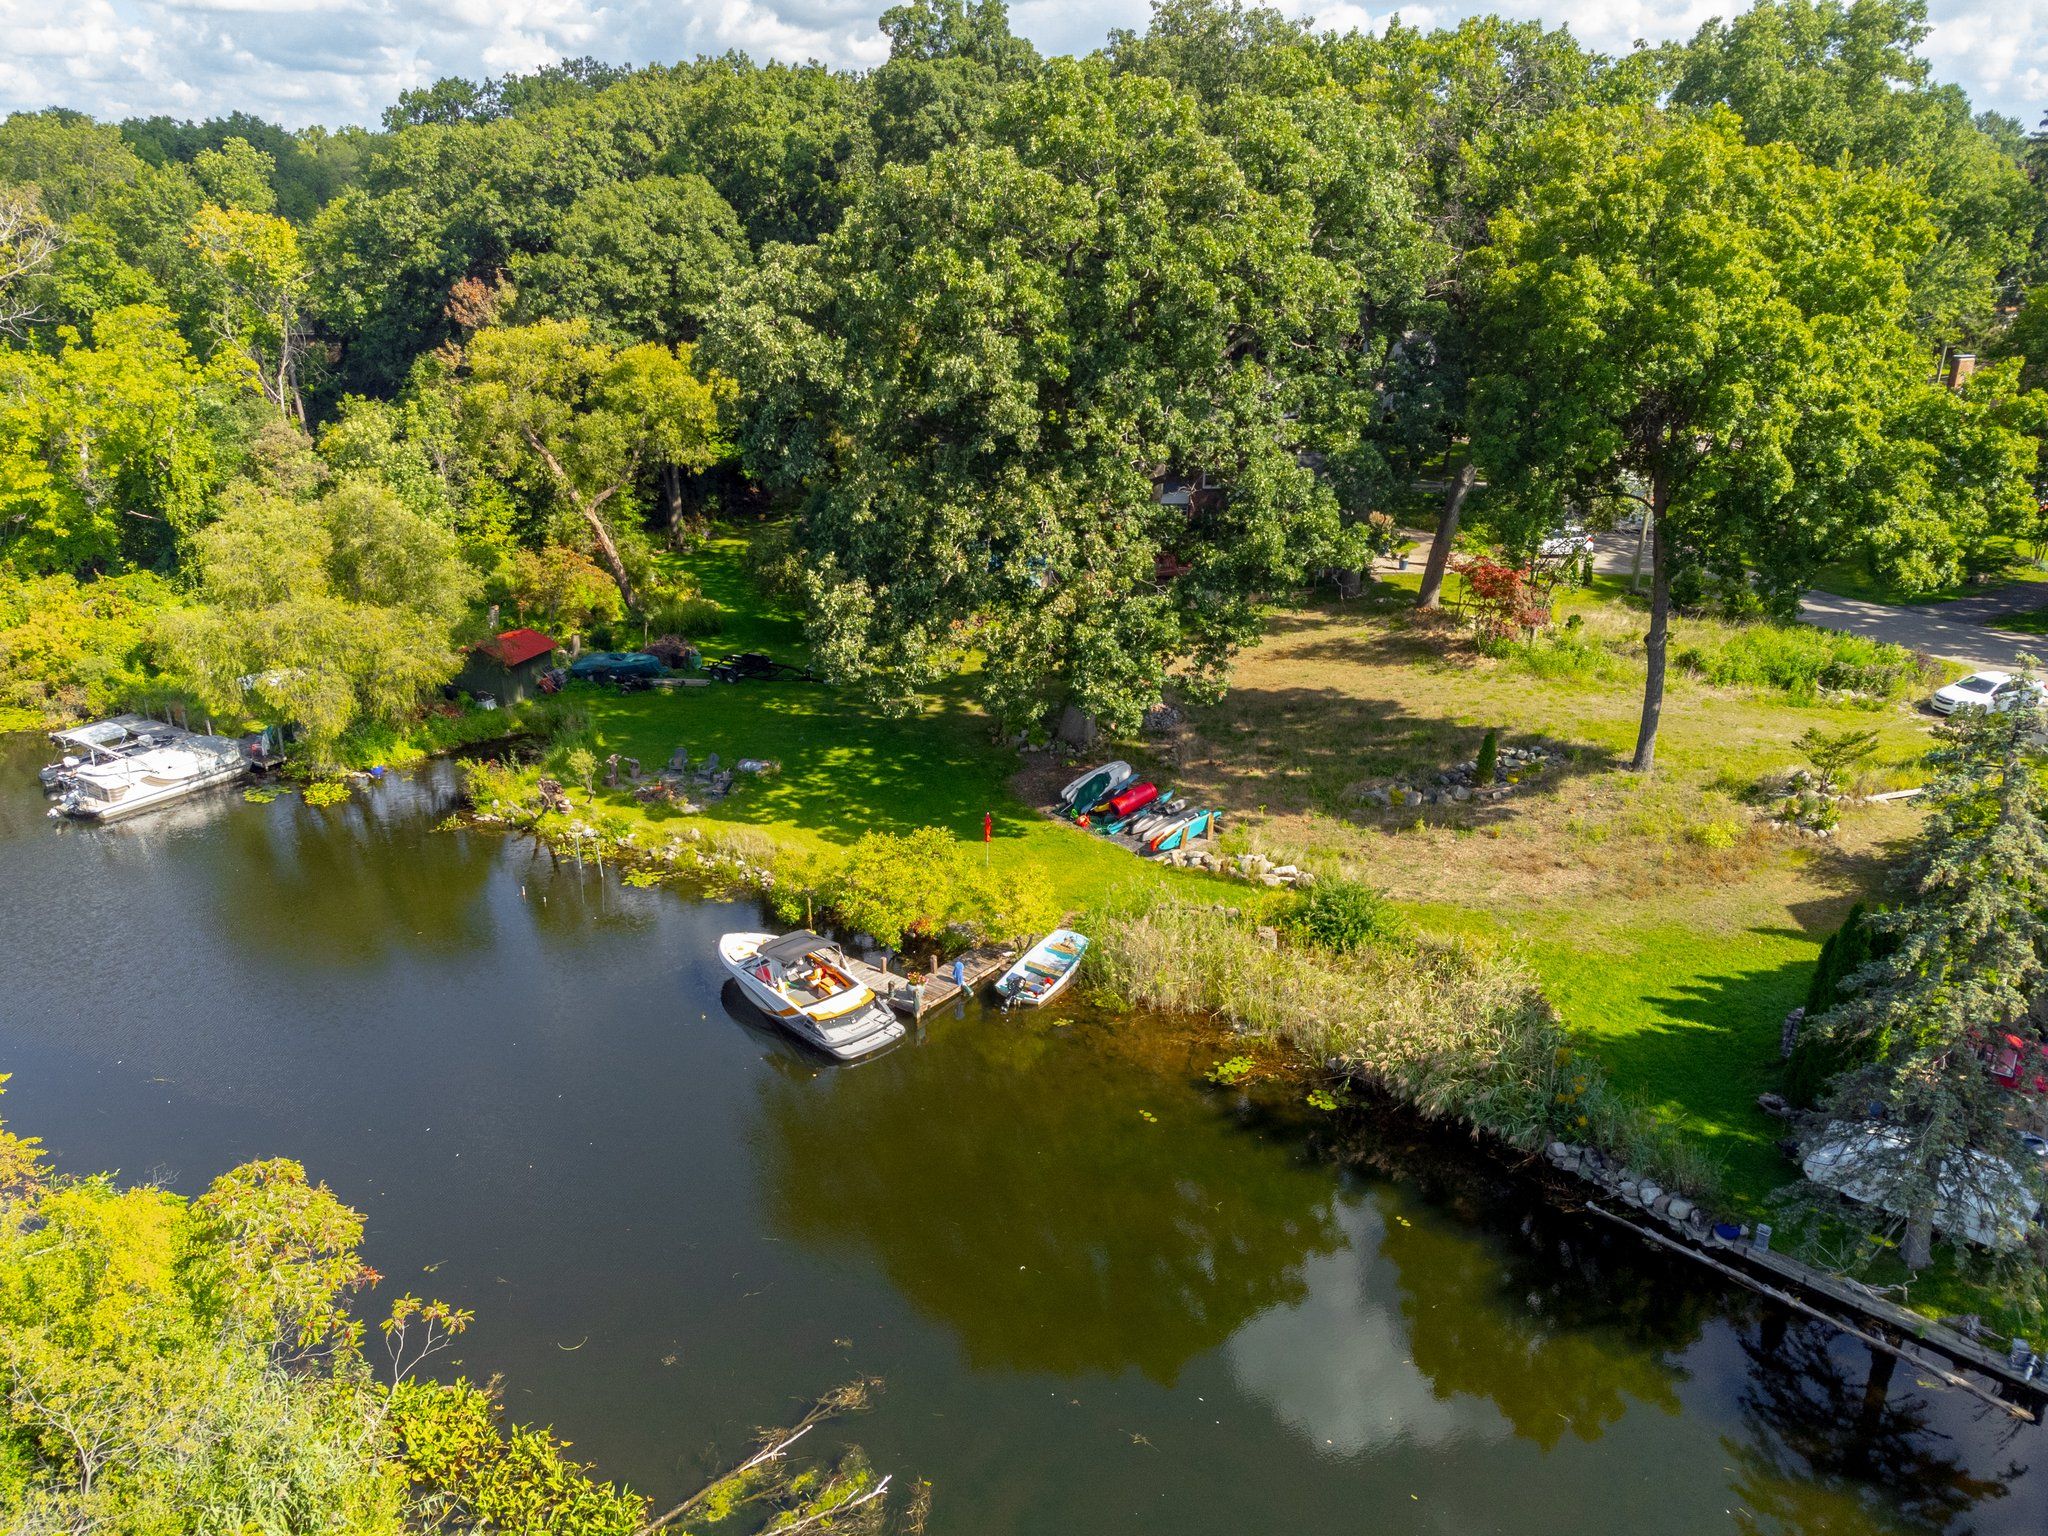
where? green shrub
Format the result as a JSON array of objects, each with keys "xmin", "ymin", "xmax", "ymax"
[
  {"xmin": 1494, "ymin": 628, "xmax": 1621, "ymax": 683},
  {"xmin": 1675, "ymin": 623, "xmax": 1934, "ymax": 700},
  {"xmin": 1685, "ymin": 817, "xmax": 1743, "ymax": 850},
  {"xmin": 772, "ymin": 827, "xmax": 1061, "ymax": 951},
  {"xmin": 1280, "ymin": 879, "xmax": 1402, "ymax": 953},
  {"xmin": 1475, "ymin": 728, "xmax": 1499, "ymax": 785},
  {"xmin": 0, "ymin": 570, "xmax": 175, "ymax": 728}
]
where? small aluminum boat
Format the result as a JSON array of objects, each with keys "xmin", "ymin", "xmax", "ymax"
[
  {"xmin": 994, "ymin": 928, "xmax": 1088, "ymax": 1008},
  {"xmin": 718, "ymin": 931, "xmax": 906, "ymax": 1060}
]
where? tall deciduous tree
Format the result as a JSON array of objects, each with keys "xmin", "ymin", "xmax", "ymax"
[
  {"xmin": 1472, "ymin": 108, "xmax": 1930, "ymax": 770},
  {"xmin": 166, "ymin": 477, "xmax": 477, "ymax": 756},
  {"xmin": 0, "ymin": 303, "xmax": 257, "ymax": 574},
  {"xmin": 458, "ymin": 318, "xmax": 733, "ymax": 612},
  {"xmin": 507, "ymin": 174, "xmax": 747, "ymax": 345},
  {"xmin": 710, "ymin": 58, "xmax": 1410, "ymax": 731},
  {"xmin": 187, "ymin": 205, "xmax": 313, "ymax": 422},
  {"xmin": 1669, "ymin": 0, "xmax": 2033, "ymax": 333},
  {"xmin": 0, "ymin": 184, "xmax": 57, "ymax": 336},
  {"xmin": 1320, "ymin": 16, "xmax": 1663, "ymax": 609}
]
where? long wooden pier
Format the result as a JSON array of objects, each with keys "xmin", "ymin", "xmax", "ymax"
[{"xmin": 842, "ymin": 946, "xmax": 1015, "ymax": 1018}]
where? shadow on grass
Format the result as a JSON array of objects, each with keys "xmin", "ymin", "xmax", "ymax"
[
  {"xmin": 571, "ymin": 678, "xmax": 1041, "ymax": 846},
  {"xmin": 1181, "ymin": 681, "xmax": 1622, "ymax": 821}
]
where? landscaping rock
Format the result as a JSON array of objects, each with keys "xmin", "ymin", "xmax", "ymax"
[{"xmin": 1055, "ymin": 704, "xmax": 1099, "ymax": 749}]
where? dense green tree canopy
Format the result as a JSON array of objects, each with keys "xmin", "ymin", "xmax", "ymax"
[
  {"xmin": 710, "ymin": 55, "xmax": 1420, "ymax": 729},
  {"xmin": 1473, "ymin": 107, "xmax": 1934, "ymax": 769},
  {"xmin": 1670, "ymin": 0, "xmax": 2037, "ymax": 329},
  {"xmin": 0, "ymin": 0, "xmax": 2042, "ymax": 746}
]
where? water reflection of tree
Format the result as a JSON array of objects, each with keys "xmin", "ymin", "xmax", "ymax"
[
  {"xmin": 1337, "ymin": 1121, "xmax": 1715, "ymax": 1449},
  {"xmin": 1723, "ymin": 1318, "xmax": 2021, "ymax": 1535},
  {"xmin": 203, "ymin": 773, "xmax": 498, "ymax": 964},
  {"xmin": 757, "ymin": 1021, "xmax": 1347, "ymax": 1383}
]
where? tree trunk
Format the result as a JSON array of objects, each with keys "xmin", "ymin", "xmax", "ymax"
[
  {"xmin": 1630, "ymin": 475, "xmax": 1672, "ymax": 773},
  {"xmin": 577, "ymin": 500, "xmax": 639, "ymax": 614},
  {"xmin": 1900, "ymin": 1204, "xmax": 1935, "ymax": 1271},
  {"xmin": 522, "ymin": 428, "xmax": 640, "ymax": 613},
  {"xmin": 1416, "ymin": 459, "xmax": 1477, "ymax": 610},
  {"xmin": 1631, "ymin": 502, "xmax": 1652, "ymax": 593},
  {"xmin": 660, "ymin": 463, "xmax": 687, "ymax": 547}
]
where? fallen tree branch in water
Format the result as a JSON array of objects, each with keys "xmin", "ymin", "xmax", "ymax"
[{"xmin": 634, "ymin": 1378, "xmax": 883, "ymax": 1536}]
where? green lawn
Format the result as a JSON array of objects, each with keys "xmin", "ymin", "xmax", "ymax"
[
  {"xmin": 1812, "ymin": 543, "xmax": 2048, "ymax": 605},
  {"xmin": 567, "ymin": 677, "xmax": 1170, "ymax": 912}
]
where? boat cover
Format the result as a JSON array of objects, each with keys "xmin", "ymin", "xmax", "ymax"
[{"xmin": 758, "ymin": 930, "xmax": 831, "ymax": 965}]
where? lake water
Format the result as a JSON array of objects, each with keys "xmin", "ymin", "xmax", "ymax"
[{"xmin": 1, "ymin": 735, "xmax": 2040, "ymax": 1534}]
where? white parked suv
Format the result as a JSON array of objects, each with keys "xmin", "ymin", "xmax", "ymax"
[{"xmin": 1929, "ymin": 670, "xmax": 2040, "ymax": 715}]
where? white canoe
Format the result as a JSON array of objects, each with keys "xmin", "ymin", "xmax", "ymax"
[
  {"xmin": 994, "ymin": 928, "xmax": 1089, "ymax": 1008},
  {"xmin": 718, "ymin": 931, "xmax": 905, "ymax": 1060}
]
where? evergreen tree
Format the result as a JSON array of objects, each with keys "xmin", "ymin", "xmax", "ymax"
[{"xmin": 1794, "ymin": 690, "xmax": 2048, "ymax": 1283}]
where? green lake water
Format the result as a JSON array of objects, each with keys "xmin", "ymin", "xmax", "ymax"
[{"xmin": 0, "ymin": 735, "xmax": 2039, "ymax": 1533}]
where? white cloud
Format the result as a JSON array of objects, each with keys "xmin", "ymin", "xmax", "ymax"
[
  {"xmin": 0, "ymin": 0, "xmax": 2037, "ymax": 130},
  {"xmin": 1224, "ymin": 1200, "xmax": 1505, "ymax": 1456}
]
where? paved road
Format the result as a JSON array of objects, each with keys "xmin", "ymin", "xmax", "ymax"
[
  {"xmin": 1381, "ymin": 527, "xmax": 2048, "ymax": 673},
  {"xmin": 1796, "ymin": 586, "xmax": 2048, "ymax": 673}
]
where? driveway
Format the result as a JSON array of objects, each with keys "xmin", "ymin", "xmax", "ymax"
[
  {"xmin": 1796, "ymin": 586, "xmax": 2048, "ymax": 673},
  {"xmin": 1379, "ymin": 527, "xmax": 2048, "ymax": 673}
]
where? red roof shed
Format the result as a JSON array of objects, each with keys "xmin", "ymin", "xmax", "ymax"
[{"xmin": 479, "ymin": 628, "xmax": 556, "ymax": 667}]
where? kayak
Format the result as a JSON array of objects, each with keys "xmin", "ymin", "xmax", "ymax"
[
  {"xmin": 995, "ymin": 928, "xmax": 1089, "ymax": 1008},
  {"xmin": 1146, "ymin": 808, "xmax": 1216, "ymax": 853},
  {"xmin": 1059, "ymin": 760, "xmax": 1131, "ymax": 812},
  {"xmin": 1103, "ymin": 781, "xmax": 1157, "ymax": 819}
]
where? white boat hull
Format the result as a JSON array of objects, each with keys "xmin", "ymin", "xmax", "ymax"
[
  {"xmin": 61, "ymin": 759, "xmax": 249, "ymax": 821},
  {"xmin": 995, "ymin": 928, "xmax": 1089, "ymax": 1008},
  {"xmin": 718, "ymin": 932, "xmax": 906, "ymax": 1060}
]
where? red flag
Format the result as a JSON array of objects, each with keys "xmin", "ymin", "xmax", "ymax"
[{"xmin": 983, "ymin": 811, "xmax": 993, "ymax": 843}]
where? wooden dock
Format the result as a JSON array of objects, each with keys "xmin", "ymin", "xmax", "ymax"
[
  {"xmin": 1586, "ymin": 1200, "xmax": 2045, "ymax": 1418},
  {"xmin": 843, "ymin": 946, "xmax": 1015, "ymax": 1018}
]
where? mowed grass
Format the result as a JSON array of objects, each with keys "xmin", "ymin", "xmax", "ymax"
[
  {"xmin": 569, "ymin": 527, "xmax": 1197, "ymax": 912},
  {"xmin": 568, "ymin": 678, "xmax": 1160, "ymax": 911},
  {"xmin": 1171, "ymin": 580, "xmax": 1935, "ymax": 1208},
  {"xmin": 1812, "ymin": 540, "xmax": 2048, "ymax": 605}
]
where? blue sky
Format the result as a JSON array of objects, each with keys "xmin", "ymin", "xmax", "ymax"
[{"xmin": 0, "ymin": 1, "xmax": 2038, "ymax": 131}]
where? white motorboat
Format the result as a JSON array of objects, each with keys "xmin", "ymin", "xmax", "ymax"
[
  {"xmin": 718, "ymin": 931, "xmax": 906, "ymax": 1060},
  {"xmin": 994, "ymin": 928, "xmax": 1088, "ymax": 1008},
  {"xmin": 50, "ymin": 730, "xmax": 251, "ymax": 821},
  {"xmin": 40, "ymin": 715, "xmax": 183, "ymax": 789}
]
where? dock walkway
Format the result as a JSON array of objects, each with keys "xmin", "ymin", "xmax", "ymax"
[{"xmin": 843, "ymin": 946, "xmax": 1015, "ymax": 1018}]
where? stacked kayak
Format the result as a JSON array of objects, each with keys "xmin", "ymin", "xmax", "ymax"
[{"xmin": 1056, "ymin": 760, "xmax": 1221, "ymax": 858}]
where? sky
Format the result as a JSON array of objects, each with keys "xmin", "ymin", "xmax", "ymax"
[{"xmin": 0, "ymin": 0, "xmax": 2038, "ymax": 132}]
